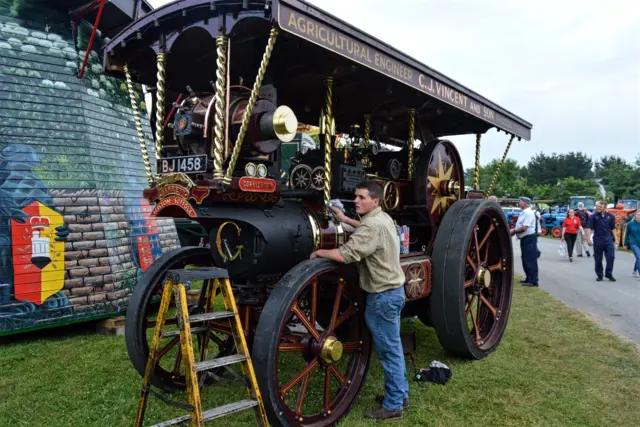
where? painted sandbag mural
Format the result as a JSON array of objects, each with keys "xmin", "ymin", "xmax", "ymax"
[{"xmin": 0, "ymin": 0, "xmax": 180, "ymax": 335}]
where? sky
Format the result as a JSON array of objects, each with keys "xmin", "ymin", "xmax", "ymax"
[{"xmin": 147, "ymin": 0, "xmax": 640, "ymax": 169}]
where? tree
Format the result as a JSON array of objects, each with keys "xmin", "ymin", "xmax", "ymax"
[
  {"xmin": 465, "ymin": 158, "xmax": 526, "ymax": 197},
  {"xmin": 595, "ymin": 156, "xmax": 640, "ymax": 201},
  {"xmin": 549, "ymin": 177, "xmax": 600, "ymax": 201},
  {"xmin": 525, "ymin": 151, "xmax": 593, "ymax": 186}
]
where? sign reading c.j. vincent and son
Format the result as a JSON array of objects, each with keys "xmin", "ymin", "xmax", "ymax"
[{"xmin": 277, "ymin": 3, "xmax": 531, "ymax": 140}]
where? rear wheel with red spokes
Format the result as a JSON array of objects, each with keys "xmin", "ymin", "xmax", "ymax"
[
  {"xmin": 253, "ymin": 259, "xmax": 371, "ymax": 427},
  {"xmin": 552, "ymin": 226, "xmax": 562, "ymax": 238},
  {"xmin": 430, "ymin": 199, "xmax": 514, "ymax": 359}
]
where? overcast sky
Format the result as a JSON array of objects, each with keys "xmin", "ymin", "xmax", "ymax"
[{"xmin": 147, "ymin": 0, "xmax": 639, "ymax": 169}]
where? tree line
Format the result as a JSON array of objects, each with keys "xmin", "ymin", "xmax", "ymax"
[{"xmin": 464, "ymin": 152, "xmax": 640, "ymax": 202}]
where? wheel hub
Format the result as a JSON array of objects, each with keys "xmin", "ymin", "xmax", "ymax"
[
  {"xmin": 477, "ymin": 266, "xmax": 491, "ymax": 288},
  {"xmin": 320, "ymin": 336, "xmax": 343, "ymax": 363}
]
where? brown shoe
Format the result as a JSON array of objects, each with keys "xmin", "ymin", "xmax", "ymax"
[
  {"xmin": 375, "ymin": 394, "xmax": 409, "ymax": 408},
  {"xmin": 364, "ymin": 407, "xmax": 403, "ymax": 420}
]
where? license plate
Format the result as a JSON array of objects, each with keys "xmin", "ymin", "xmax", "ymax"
[{"xmin": 157, "ymin": 155, "xmax": 207, "ymax": 174}]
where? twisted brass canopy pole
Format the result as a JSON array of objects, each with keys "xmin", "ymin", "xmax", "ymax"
[
  {"xmin": 486, "ymin": 134, "xmax": 515, "ymax": 197},
  {"xmin": 212, "ymin": 36, "xmax": 228, "ymax": 180},
  {"xmin": 124, "ymin": 64, "xmax": 153, "ymax": 186},
  {"xmin": 224, "ymin": 27, "xmax": 279, "ymax": 184},
  {"xmin": 407, "ymin": 109, "xmax": 415, "ymax": 180},
  {"xmin": 363, "ymin": 114, "xmax": 371, "ymax": 147},
  {"xmin": 154, "ymin": 52, "xmax": 167, "ymax": 159},
  {"xmin": 323, "ymin": 76, "xmax": 334, "ymax": 216},
  {"xmin": 474, "ymin": 133, "xmax": 482, "ymax": 190}
]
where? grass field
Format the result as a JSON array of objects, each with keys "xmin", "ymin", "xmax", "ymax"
[{"xmin": 1, "ymin": 282, "xmax": 640, "ymax": 427}]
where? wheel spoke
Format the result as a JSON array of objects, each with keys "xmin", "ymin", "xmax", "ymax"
[
  {"xmin": 466, "ymin": 255, "xmax": 477, "ymax": 270},
  {"xmin": 310, "ymin": 279, "xmax": 318, "ymax": 326},
  {"xmin": 484, "ymin": 240, "xmax": 491, "ymax": 264},
  {"xmin": 488, "ymin": 260, "xmax": 502, "ymax": 272},
  {"xmin": 295, "ymin": 372, "xmax": 311, "ymax": 414},
  {"xmin": 478, "ymin": 224, "xmax": 495, "ymax": 251},
  {"xmin": 291, "ymin": 303, "xmax": 321, "ymax": 341},
  {"xmin": 281, "ymin": 334, "xmax": 304, "ymax": 343},
  {"xmin": 473, "ymin": 228, "xmax": 481, "ymax": 264},
  {"xmin": 464, "ymin": 280, "xmax": 473, "ymax": 289},
  {"xmin": 279, "ymin": 343, "xmax": 306, "ymax": 352},
  {"xmin": 469, "ymin": 305, "xmax": 481, "ymax": 341},
  {"xmin": 328, "ymin": 365, "xmax": 345, "ymax": 385},
  {"xmin": 479, "ymin": 294, "xmax": 498, "ymax": 317},
  {"xmin": 172, "ymin": 348, "xmax": 183, "ymax": 375},
  {"xmin": 341, "ymin": 341, "xmax": 361, "ymax": 351},
  {"xmin": 324, "ymin": 367, "xmax": 332, "ymax": 411},
  {"xmin": 334, "ymin": 304, "xmax": 356, "ymax": 330},
  {"xmin": 156, "ymin": 336, "xmax": 180, "ymax": 359},
  {"xmin": 329, "ymin": 280, "xmax": 344, "ymax": 331},
  {"xmin": 465, "ymin": 295, "xmax": 476, "ymax": 315},
  {"xmin": 281, "ymin": 359, "xmax": 319, "ymax": 397}
]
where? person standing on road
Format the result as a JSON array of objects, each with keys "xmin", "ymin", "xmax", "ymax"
[
  {"xmin": 574, "ymin": 202, "xmax": 591, "ymax": 258},
  {"xmin": 561, "ymin": 209, "xmax": 584, "ymax": 262},
  {"xmin": 311, "ymin": 180, "xmax": 408, "ymax": 421},
  {"xmin": 510, "ymin": 196, "xmax": 539, "ymax": 287},
  {"xmin": 586, "ymin": 201, "xmax": 618, "ymax": 282},
  {"xmin": 623, "ymin": 211, "xmax": 640, "ymax": 279}
]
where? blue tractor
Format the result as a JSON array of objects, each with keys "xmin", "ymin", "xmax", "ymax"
[{"xmin": 540, "ymin": 196, "xmax": 595, "ymax": 237}]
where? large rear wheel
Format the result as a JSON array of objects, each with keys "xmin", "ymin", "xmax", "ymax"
[
  {"xmin": 253, "ymin": 259, "xmax": 371, "ymax": 427},
  {"xmin": 430, "ymin": 199, "xmax": 514, "ymax": 359}
]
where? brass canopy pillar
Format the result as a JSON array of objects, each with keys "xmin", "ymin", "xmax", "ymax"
[
  {"xmin": 474, "ymin": 133, "xmax": 481, "ymax": 190},
  {"xmin": 323, "ymin": 76, "xmax": 334, "ymax": 216},
  {"xmin": 224, "ymin": 27, "xmax": 279, "ymax": 185},
  {"xmin": 212, "ymin": 36, "xmax": 228, "ymax": 180},
  {"xmin": 155, "ymin": 52, "xmax": 167, "ymax": 159},
  {"xmin": 487, "ymin": 134, "xmax": 515, "ymax": 197},
  {"xmin": 123, "ymin": 64, "xmax": 153, "ymax": 187},
  {"xmin": 407, "ymin": 108, "xmax": 415, "ymax": 180},
  {"xmin": 363, "ymin": 114, "xmax": 371, "ymax": 147}
]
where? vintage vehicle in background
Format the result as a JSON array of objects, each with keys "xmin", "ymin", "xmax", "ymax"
[
  {"xmin": 540, "ymin": 196, "xmax": 595, "ymax": 237},
  {"xmin": 610, "ymin": 200, "xmax": 639, "ymax": 247},
  {"xmin": 101, "ymin": 0, "xmax": 532, "ymax": 425}
]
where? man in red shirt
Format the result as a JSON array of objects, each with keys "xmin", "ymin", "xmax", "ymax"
[{"xmin": 562, "ymin": 209, "xmax": 584, "ymax": 262}]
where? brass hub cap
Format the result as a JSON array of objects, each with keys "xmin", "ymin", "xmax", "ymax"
[
  {"xmin": 320, "ymin": 336, "xmax": 343, "ymax": 364},
  {"xmin": 477, "ymin": 266, "xmax": 492, "ymax": 288}
]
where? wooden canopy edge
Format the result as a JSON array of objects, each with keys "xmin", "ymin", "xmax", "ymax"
[{"xmin": 275, "ymin": 0, "xmax": 532, "ymax": 141}]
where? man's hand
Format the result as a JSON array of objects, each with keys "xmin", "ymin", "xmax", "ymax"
[
  {"xmin": 310, "ymin": 251, "xmax": 319, "ymax": 259},
  {"xmin": 587, "ymin": 239, "xmax": 593, "ymax": 246},
  {"xmin": 331, "ymin": 206, "xmax": 347, "ymax": 223}
]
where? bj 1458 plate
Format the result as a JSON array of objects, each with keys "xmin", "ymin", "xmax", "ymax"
[{"xmin": 157, "ymin": 155, "xmax": 207, "ymax": 174}]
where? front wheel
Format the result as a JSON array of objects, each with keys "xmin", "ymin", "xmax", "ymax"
[
  {"xmin": 253, "ymin": 259, "xmax": 372, "ymax": 427},
  {"xmin": 430, "ymin": 199, "xmax": 514, "ymax": 359}
]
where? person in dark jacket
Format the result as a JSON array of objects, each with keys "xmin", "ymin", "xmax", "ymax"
[
  {"xmin": 623, "ymin": 211, "xmax": 640, "ymax": 279},
  {"xmin": 586, "ymin": 201, "xmax": 618, "ymax": 282}
]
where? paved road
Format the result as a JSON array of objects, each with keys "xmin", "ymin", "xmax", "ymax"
[{"xmin": 513, "ymin": 236, "xmax": 640, "ymax": 346}]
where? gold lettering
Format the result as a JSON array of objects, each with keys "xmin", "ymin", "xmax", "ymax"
[
  {"xmin": 338, "ymin": 35, "xmax": 345, "ymax": 50},
  {"xmin": 306, "ymin": 19, "xmax": 315, "ymax": 38},
  {"xmin": 354, "ymin": 42, "xmax": 360, "ymax": 58},
  {"xmin": 360, "ymin": 46, "xmax": 368, "ymax": 61},
  {"xmin": 347, "ymin": 39, "xmax": 354, "ymax": 54},
  {"xmin": 319, "ymin": 26, "xmax": 326, "ymax": 42},
  {"xmin": 470, "ymin": 101, "xmax": 481, "ymax": 115},
  {"xmin": 288, "ymin": 12, "xmax": 298, "ymax": 30},
  {"xmin": 327, "ymin": 30, "xmax": 335, "ymax": 46},
  {"xmin": 297, "ymin": 16, "xmax": 306, "ymax": 33}
]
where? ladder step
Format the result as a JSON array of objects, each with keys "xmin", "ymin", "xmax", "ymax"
[
  {"xmin": 150, "ymin": 399, "xmax": 258, "ymax": 427},
  {"xmin": 189, "ymin": 311, "xmax": 235, "ymax": 323},
  {"xmin": 166, "ymin": 267, "xmax": 229, "ymax": 283},
  {"xmin": 194, "ymin": 354, "xmax": 247, "ymax": 372},
  {"xmin": 161, "ymin": 325, "xmax": 209, "ymax": 338}
]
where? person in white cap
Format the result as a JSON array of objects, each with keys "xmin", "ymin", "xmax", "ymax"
[{"xmin": 510, "ymin": 196, "xmax": 539, "ymax": 286}]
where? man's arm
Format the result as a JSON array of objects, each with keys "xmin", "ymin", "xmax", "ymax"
[
  {"xmin": 331, "ymin": 206, "xmax": 360, "ymax": 228},
  {"xmin": 312, "ymin": 223, "xmax": 377, "ymax": 263}
]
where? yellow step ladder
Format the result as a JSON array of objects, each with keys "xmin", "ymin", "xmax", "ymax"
[{"xmin": 133, "ymin": 267, "xmax": 268, "ymax": 427}]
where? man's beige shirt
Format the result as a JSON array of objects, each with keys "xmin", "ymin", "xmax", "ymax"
[{"xmin": 338, "ymin": 207, "xmax": 405, "ymax": 293}]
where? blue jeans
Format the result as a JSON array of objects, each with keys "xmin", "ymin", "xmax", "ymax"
[
  {"xmin": 630, "ymin": 244, "xmax": 640, "ymax": 273},
  {"xmin": 365, "ymin": 285, "xmax": 408, "ymax": 411}
]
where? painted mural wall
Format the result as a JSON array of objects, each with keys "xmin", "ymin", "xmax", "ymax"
[{"xmin": 0, "ymin": 1, "xmax": 180, "ymax": 334}]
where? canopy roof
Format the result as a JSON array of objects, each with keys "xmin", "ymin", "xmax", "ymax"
[{"xmin": 103, "ymin": 0, "xmax": 532, "ymax": 143}]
